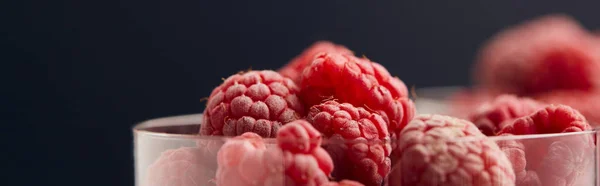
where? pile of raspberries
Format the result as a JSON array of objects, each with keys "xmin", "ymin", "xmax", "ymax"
[
  {"xmin": 145, "ymin": 13, "xmax": 598, "ymax": 186},
  {"xmin": 198, "ymin": 40, "xmax": 416, "ymax": 186}
]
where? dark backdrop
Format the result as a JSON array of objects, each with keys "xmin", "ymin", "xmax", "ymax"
[{"xmin": 4, "ymin": 0, "xmax": 600, "ymax": 185}]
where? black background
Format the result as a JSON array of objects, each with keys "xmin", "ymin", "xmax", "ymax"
[{"xmin": 4, "ymin": 0, "xmax": 600, "ymax": 185}]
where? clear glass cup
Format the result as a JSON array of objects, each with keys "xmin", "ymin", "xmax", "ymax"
[{"xmin": 133, "ymin": 87, "xmax": 598, "ymax": 186}]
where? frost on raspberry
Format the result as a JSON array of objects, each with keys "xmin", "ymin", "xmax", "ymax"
[
  {"xmin": 468, "ymin": 94, "xmax": 544, "ymax": 136},
  {"xmin": 473, "ymin": 14, "xmax": 600, "ymax": 96},
  {"xmin": 306, "ymin": 100, "xmax": 391, "ymax": 186},
  {"xmin": 200, "ymin": 70, "xmax": 304, "ymax": 137},
  {"xmin": 144, "ymin": 147, "xmax": 212, "ymax": 186},
  {"xmin": 497, "ymin": 105, "xmax": 595, "ymax": 186},
  {"xmin": 279, "ymin": 41, "xmax": 354, "ymax": 84},
  {"xmin": 389, "ymin": 114, "xmax": 515, "ymax": 186},
  {"xmin": 299, "ymin": 52, "xmax": 415, "ymax": 134}
]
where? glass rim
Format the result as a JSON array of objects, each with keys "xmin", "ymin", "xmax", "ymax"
[{"xmin": 133, "ymin": 113, "xmax": 598, "ymax": 142}]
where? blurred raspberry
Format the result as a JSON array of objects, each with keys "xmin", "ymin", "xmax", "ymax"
[
  {"xmin": 200, "ymin": 70, "xmax": 304, "ymax": 137},
  {"xmin": 306, "ymin": 100, "xmax": 391, "ymax": 186},
  {"xmin": 473, "ymin": 14, "xmax": 600, "ymax": 96},
  {"xmin": 468, "ymin": 94, "xmax": 544, "ymax": 136},
  {"xmin": 498, "ymin": 104, "xmax": 591, "ymax": 134},
  {"xmin": 534, "ymin": 90, "xmax": 600, "ymax": 126},
  {"xmin": 279, "ymin": 41, "xmax": 354, "ymax": 84},
  {"xmin": 299, "ymin": 52, "xmax": 415, "ymax": 134},
  {"xmin": 446, "ymin": 88, "xmax": 497, "ymax": 119},
  {"xmin": 497, "ymin": 105, "xmax": 594, "ymax": 186},
  {"xmin": 216, "ymin": 125, "xmax": 335, "ymax": 186},
  {"xmin": 195, "ymin": 139, "xmax": 222, "ymax": 171},
  {"xmin": 145, "ymin": 147, "xmax": 212, "ymax": 186},
  {"xmin": 389, "ymin": 114, "xmax": 515, "ymax": 186},
  {"xmin": 322, "ymin": 180, "xmax": 365, "ymax": 186},
  {"xmin": 516, "ymin": 171, "xmax": 542, "ymax": 186}
]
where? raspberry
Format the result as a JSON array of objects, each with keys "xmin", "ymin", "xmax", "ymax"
[
  {"xmin": 306, "ymin": 100, "xmax": 391, "ymax": 186},
  {"xmin": 277, "ymin": 119, "xmax": 322, "ymax": 154},
  {"xmin": 473, "ymin": 14, "xmax": 600, "ymax": 96},
  {"xmin": 280, "ymin": 149, "xmax": 332, "ymax": 186},
  {"xmin": 516, "ymin": 171, "xmax": 541, "ymax": 186},
  {"xmin": 279, "ymin": 41, "xmax": 353, "ymax": 84},
  {"xmin": 497, "ymin": 105, "xmax": 595, "ymax": 186},
  {"xmin": 389, "ymin": 114, "xmax": 515, "ymax": 186},
  {"xmin": 498, "ymin": 104, "xmax": 591, "ymax": 135},
  {"xmin": 468, "ymin": 94, "xmax": 544, "ymax": 136},
  {"xmin": 534, "ymin": 90, "xmax": 600, "ymax": 126},
  {"xmin": 216, "ymin": 133, "xmax": 286, "ymax": 186},
  {"xmin": 200, "ymin": 70, "xmax": 304, "ymax": 137},
  {"xmin": 195, "ymin": 139, "xmax": 221, "ymax": 172},
  {"xmin": 144, "ymin": 147, "xmax": 212, "ymax": 186},
  {"xmin": 277, "ymin": 120, "xmax": 334, "ymax": 185},
  {"xmin": 322, "ymin": 180, "xmax": 365, "ymax": 186},
  {"xmin": 216, "ymin": 123, "xmax": 335, "ymax": 186},
  {"xmin": 299, "ymin": 52, "xmax": 415, "ymax": 134}
]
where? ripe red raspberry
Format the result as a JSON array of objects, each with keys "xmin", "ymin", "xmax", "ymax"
[
  {"xmin": 306, "ymin": 100, "xmax": 391, "ymax": 186},
  {"xmin": 277, "ymin": 120, "xmax": 334, "ymax": 185},
  {"xmin": 200, "ymin": 70, "xmax": 304, "ymax": 137},
  {"xmin": 144, "ymin": 147, "xmax": 212, "ymax": 186},
  {"xmin": 389, "ymin": 114, "xmax": 515, "ymax": 186},
  {"xmin": 497, "ymin": 105, "xmax": 594, "ymax": 186},
  {"xmin": 322, "ymin": 180, "xmax": 365, "ymax": 186},
  {"xmin": 299, "ymin": 52, "xmax": 415, "ymax": 134},
  {"xmin": 498, "ymin": 104, "xmax": 591, "ymax": 135},
  {"xmin": 216, "ymin": 133, "xmax": 286, "ymax": 186},
  {"xmin": 468, "ymin": 94, "xmax": 544, "ymax": 136},
  {"xmin": 276, "ymin": 119, "xmax": 322, "ymax": 154},
  {"xmin": 279, "ymin": 41, "xmax": 353, "ymax": 84},
  {"xmin": 474, "ymin": 14, "xmax": 600, "ymax": 96},
  {"xmin": 534, "ymin": 90, "xmax": 600, "ymax": 126},
  {"xmin": 216, "ymin": 123, "xmax": 335, "ymax": 186},
  {"xmin": 280, "ymin": 149, "xmax": 332, "ymax": 186}
]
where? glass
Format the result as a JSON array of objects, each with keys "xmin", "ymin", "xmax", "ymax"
[{"xmin": 133, "ymin": 87, "xmax": 598, "ymax": 186}]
